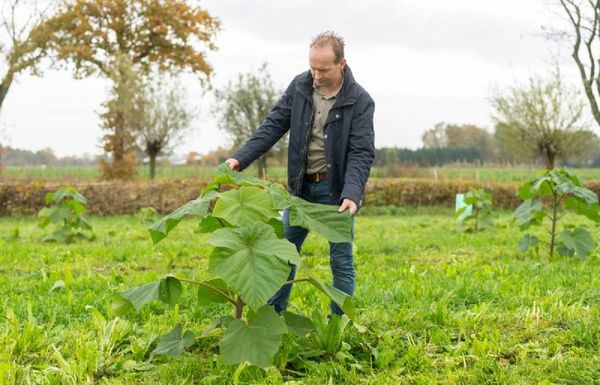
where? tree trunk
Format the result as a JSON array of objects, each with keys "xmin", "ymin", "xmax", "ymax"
[
  {"xmin": 257, "ymin": 155, "xmax": 267, "ymax": 179},
  {"xmin": 0, "ymin": 70, "xmax": 15, "ymax": 111},
  {"xmin": 149, "ymin": 153, "xmax": 156, "ymax": 180},
  {"xmin": 544, "ymin": 151, "xmax": 555, "ymax": 170},
  {"xmin": 114, "ymin": 110, "xmax": 125, "ymax": 161},
  {"xmin": 0, "ymin": 70, "xmax": 11, "ymax": 173}
]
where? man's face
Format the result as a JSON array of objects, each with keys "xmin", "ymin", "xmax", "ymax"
[{"xmin": 309, "ymin": 45, "xmax": 346, "ymax": 90}]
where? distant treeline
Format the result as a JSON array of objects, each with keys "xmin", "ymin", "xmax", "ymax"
[
  {"xmin": 4, "ymin": 142, "xmax": 600, "ymax": 168},
  {"xmin": 374, "ymin": 146, "xmax": 600, "ymax": 168},
  {"xmin": 374, "ymin": 147, "xmax": 484, "ymax": 167},
  {"xmin": 0, "ymin": 147, "xmax": 97, "ymax": 167},
  {"xmin": 374, "ymin": 121, "xmax": 600, "ymax": 168}
]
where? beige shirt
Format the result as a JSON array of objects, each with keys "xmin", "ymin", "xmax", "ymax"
[{"xmin": 306, "ymin": 81, "xmax": 343, "ymax": 174}]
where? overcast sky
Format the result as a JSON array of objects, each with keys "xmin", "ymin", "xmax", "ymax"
[{"xmin": 0, "ymin": 0, "xmax": 583, "ymax": 158}]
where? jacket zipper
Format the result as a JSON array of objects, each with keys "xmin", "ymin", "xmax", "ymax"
[{"xmin": 297, "ymin": 102, "xmax": 314, "ymax": 196}]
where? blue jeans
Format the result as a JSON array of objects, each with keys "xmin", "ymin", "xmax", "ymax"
[{"xmin": 268, "ymin": 180, "xmax": 355, "ymax": 315}]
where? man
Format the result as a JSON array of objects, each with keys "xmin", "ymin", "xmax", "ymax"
[{"xmin": 225, "ymin": 31, "xmax": 375, "ymax": 315}]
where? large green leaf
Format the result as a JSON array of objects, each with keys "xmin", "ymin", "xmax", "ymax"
[
  {"xmin": 37, "ymin": 208, "xmax": 52, "ymax": 228},
  {"xmin": 149, "ymin": 323, "xmax": 195, "ymax": 360},
  {"xmin": 551, "ymin": 168, "xmax": 584, "ymax": 188},
  {"xmin": 66, "ymin": 199, "xmax": 86, "ymax": 216},
  {"xmin": 512, "ymin": 199, "xmax": 544, "ymax": 230},
  {"xmin": 529, "ymin": 175, "xmax": 553, "ymax": 197},
  {"xmin": 46, "ymin": 187, "xmax": 87, "ymax": 206},
  {"xmin": 113, "ymin": 276, "xmax": 182, "ymax": 314},
  {"xmin": 77, "ymin": 217, "xmax": 92, "ymax": 230},
  {"xmin": 202, "ymin": 315, "xmax": 235, "ymax": 336},
  {"xmin": 268, "ymin": 183, "xmax": 291, "ymax": 209},
  {"xmin": 517, "ymin": 234, "xmax": 539, "ymax": 253},
  {"xmin": 50, "ymin": 206, "xmax": 71, "ymax": 224},
  {"xmin": 41, "ymin": 229, "xmax": 65, "ymax": 243},
  {"xmin": 518, "ymin": 173, "xmax": 552, "ymax": 199},
  {"xmin": 517, "ymin": 180, "xmax": 534, "ymax": 200},
  {"xmin": 197, "ymin": 279, "xmax": 232, "ymax": 306},
  {"xmin": 208, "ymin": 223, "xmax": 300, "ymax": 310},
  {"xmin": 148, "ymin": 190, "xmax": 218, "ymax": 244},
  {"xmin": 195, "ymin": 216, "xmax": 228, "ymax": 234},
  {"xmin": 556, "ymin": 183, "xmax": 598, "ymax": 205},
  {"xmin": 212, "ymin": 186, "xmax": 279, "ymax": 227},
  {"xmin": 266, "ymin": 218, "xmax": 284, "ymax": 239},
  {"xmin": 564, "ymin": 198, "xmax": 600, "ymax": 222},
  {"xmin": 213, "ymin": 163, "xmax": 270, "ymax": 188},
  {"xmin": 302, "ymin": 268, "xmax": 355, "ymax": 319},
  {"xmin": 219, "ymin": 305, "xmax": 287, "ymax": 367},
  {"xmin": 558, "ymin": 228, "xmax": 597, "ymax": 258},
  {"xmin": 289, "ymin": 197, "xmax": 352, "ymax": 243},
  {"xmin": 283, "ymin": 311, "xmax": 315, "ymax": 336},
  {"xmin": 550, "ymin": 168, "xmax": 597, "ymax": 204}
]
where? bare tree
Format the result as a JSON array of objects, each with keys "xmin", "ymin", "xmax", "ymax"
[
  {"xmin": 0, "ymin": 0, "xmax": 56, "ymax": 110},
  {"xmin": 422, "ymin": 122, "xmax": 496, "ymax": 161},
  {"xmin": 557, "ymin": 0, "xmax": 600, "ymax": 127},
  {"xmin": 213, "ymin": 63, "xmax": 287, "ymax": 179},
  {"xmin": 421, "ymin": 122, "xmax": 447, "ymax": 149},
  {"xmin": 491, "ymin": 70, "xmax": 591, "ymax": 169},
  {"xmin": 138, "ymin": 78, "xmax": 193, "ymax": 179},
  {"xmin": 0, "ymin": 0, "xmax": 56, "ymax": 172}
]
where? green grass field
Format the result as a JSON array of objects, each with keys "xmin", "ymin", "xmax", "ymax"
[
  {"xmin": 2, "ymin": 210, "xmax": 600, "ymax": 384},
  {"xmin": 4, "ymin": 165, "xmax": 600, "ymax": 183}
]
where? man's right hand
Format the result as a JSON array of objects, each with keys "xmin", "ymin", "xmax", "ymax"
[{"xmin": 225, "ymin": 158, "xmax": 240, "ymax": 171}]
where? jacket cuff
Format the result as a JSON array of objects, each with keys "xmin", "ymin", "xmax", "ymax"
[{"xmin": 340, "ymin": 184, "xmax": 363, "ymax": 208}]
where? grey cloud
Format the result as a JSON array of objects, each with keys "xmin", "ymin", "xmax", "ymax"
[{"xmin": 204, "ymin": 0, "xmax": 551, "ymax": 66}]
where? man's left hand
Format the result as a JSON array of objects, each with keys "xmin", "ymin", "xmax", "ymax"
[{"xmin": 338, "ymin": 198, "xmax": 357, "ymax": 215}]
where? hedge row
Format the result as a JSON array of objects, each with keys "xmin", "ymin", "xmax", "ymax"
[
  {"xmin": 0, "ymin": 180, "xmax": 209, "ymax": 216},
  {"xmin": 3, "ymin": 178, "xmax": 600, "ymax": 216},
  {"xmin": 363, "ymin": 178, "xmax": 522, "ymax": 209}
]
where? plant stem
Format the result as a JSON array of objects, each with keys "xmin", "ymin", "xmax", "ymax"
[
  {"xmin": 235, "ymin": 296, "xmax": 244, "ymax": 319},
  {"xmin": 284, "ymin": 278, "xmax": 311, "ymax": 285},
  {"xmin": 178, "ymin": 278, "xmax": 236, "ymax": 306},
  {"xmin": 549, "ymin": 191, "xmax": 559, "ymax": 258}
]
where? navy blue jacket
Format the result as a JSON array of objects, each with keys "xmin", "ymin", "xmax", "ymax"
[{"xmin": 233, "ymin": 65, "xmax": 375, "ymax": 207}]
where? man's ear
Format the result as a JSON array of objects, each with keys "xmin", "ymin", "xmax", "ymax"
[{"xmin": 339, "ymin": 58, "xmax": 347, "ymax": 69}]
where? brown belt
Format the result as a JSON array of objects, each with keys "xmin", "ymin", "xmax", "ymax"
[{"xmin": 304, "ymin": 171, "xmax": 327, "ymax": 182}]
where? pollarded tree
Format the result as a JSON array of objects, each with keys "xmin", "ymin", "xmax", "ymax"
[
  {"xmin": 100, "ymin": 59, "xmax": 194, "ymax": 179},
  {"xmin": 490, "ymin": 71, "xmax": 592, "ymax": 169},
  {"xmin": 213, "ymin": 63, "xmax": 287, "ymax": 179},
  {"xmin": 138, "ymin": 77, "xmax": 194, "ymax": 180},
  {"xmin": 41, "ymin": 0, "xmax": 219, "ymax": 178},
  {"xmin": 99, "ymin": 54, "xmax": 146, "ymax": 179}
]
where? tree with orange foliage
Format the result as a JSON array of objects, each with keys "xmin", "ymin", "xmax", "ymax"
[{"xmin": 42, "ymin": 0, "xmax": 219, "ymax": 179}]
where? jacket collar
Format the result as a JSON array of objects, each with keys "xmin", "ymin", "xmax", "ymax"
[{"xmin": 297, "ymin": 65, "xmax": 357, "ymax": 106}]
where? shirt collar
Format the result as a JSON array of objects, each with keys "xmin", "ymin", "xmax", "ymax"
[{"xmin": 314, "ymin": 76, "xmax": 344, "ymax": 100}]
